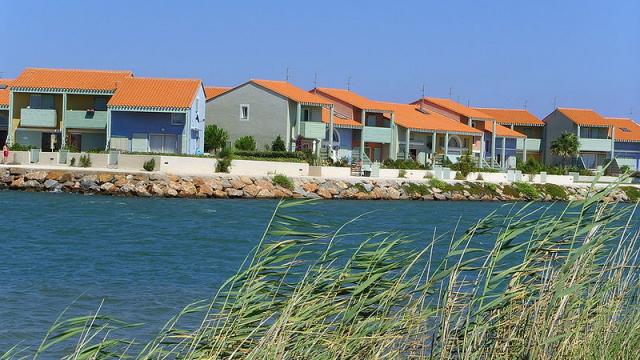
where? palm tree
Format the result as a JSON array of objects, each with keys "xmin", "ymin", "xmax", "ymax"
[{"xmin": 550, "ymin": 132, "xmax": 579, "ymax": 168}]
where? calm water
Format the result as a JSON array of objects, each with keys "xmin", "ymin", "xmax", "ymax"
[{"xmin": 0, "ymin": 191, "xmax": 549, "ymax": 352}]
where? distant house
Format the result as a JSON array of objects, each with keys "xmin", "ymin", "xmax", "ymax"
[
  {"xmin": 542, "ymin": 108, "xmax": 614, "ymax": 169},
  {"xmin": 606, "ymin": 117, "xmax": 640, "ymax": 170},
  {"xmin": 205, "ymin": 80, "xmax": 332, "ymax": 152},
  {"xmin": 411, "ymin": 98, "xmax": 526, "ymax": 168},
  {"xmin": 473, "ymin": 108, "xmax": 545, "ymax": 162},
  {"xmin": 107, "ymin": 77, "xmax": 205, "ymax": 154},
  {"xmin": 7, "ymin": 68, "xmax": 132, "ymax": 151},
  {"xmin": 0, "ymin": 79, "xmax": 11, "ymax": 145},
  {"xmin": 204, "ymin": 86, "xmax": 231, "ymax": 101}
]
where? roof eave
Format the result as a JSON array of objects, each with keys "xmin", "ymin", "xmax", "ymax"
[{"xmin": 108, "ymin": 105, "xmax": 191, "ymax": 112}]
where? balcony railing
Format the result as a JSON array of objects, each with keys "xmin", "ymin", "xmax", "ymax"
[
  {"xmin": 20, "ymin": 108, "xmax": 57, "ymax": 128},
  {"xmin": 64, "ymin": 110, "xmax": 108, "ymax": 129},
  {"xmin": 299, "ymin": 121, "xmax": 326, "ymax": 140},
  {"xmin": 363, "ymin": 126, "xmax": 392, "ymax": 143},
  {"xmin": 579, "ymin": 138, "xmax": 613, "ymax": 152},
  {"xmin": 516, "ymin": 138, "xmax": 542, "ymax": 152}
]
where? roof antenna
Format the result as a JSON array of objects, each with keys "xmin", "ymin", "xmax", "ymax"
[
  {"xmin": 313, "ymin": 72, "xmax": 318, "ymax": 89},
  {"xmin": 467, "ymin": 99, "xmax": 470, "ymax": 107},
  {"xmin": 448, "ymin": 87, "xmax": 453, "ymax": 99},
  {"xmin": 418, "ymin": 84, "xmax": 427, "ymax": 112},
  {"xmin": 553, "ymin": 96, "xmax": 558, "ymax": 109},
  {"xmin": 285, "ymin": 67, "xmax": 291, "ymax": 82},
  {"xmin": 523, "ymin": 100, "xmax": 528, "ymax": 109},
  {"xmin": 346, "ymin": 75, "xmax": 352, "ymax": 91}
]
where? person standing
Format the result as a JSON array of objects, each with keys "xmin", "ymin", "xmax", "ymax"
[{"xmin": 2, "ymin": 143, "xmax": 9, "ymax": 164}]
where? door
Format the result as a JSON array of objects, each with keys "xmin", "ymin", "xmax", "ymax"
[{"xmin": 149, "ymin": 134, "xmax": 178, "ymax": 154}]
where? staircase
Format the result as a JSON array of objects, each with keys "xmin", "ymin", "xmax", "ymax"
[
  {"xmin": 479, "ymin": 157, "xmax": 500, "ymax": 170},
  {"xmin": 351, "ymin": 148, "xmax": 372, "ymax": 176},
  {"xmin": 320, "ymin": 147, "xmax": 331, "ymax": 162}
]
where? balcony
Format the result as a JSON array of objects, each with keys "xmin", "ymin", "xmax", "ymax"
[
  {"xmin": 516, "ymin": 138, "xmax": 542, "ymax": 152},
  {"xmin": 363, "ymin": 126, "xmax": 392, "ymax": 143},
  {"xmin": 20, "ymin": 108, "xmax": 57, "ymax": 128},
  {"xmin": 65, "ymin": 110, "xmax": 108, "ymax": 130},
  {"xmin": 299, "ymin": 121, "xmax": 326, "ymax": 140},
  {"xmin": 580, "ymin": 138, "xmax": 613, "ymax": 152}
]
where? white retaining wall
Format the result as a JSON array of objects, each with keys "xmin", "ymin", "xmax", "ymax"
[
  {"xmin": 229, "ymin": 160, "xmax": 309, "ymax": 177},
  {"xmin": 160, "ymin": 156, "xmax": 217, "ymax": 175},
  {"xmin": 309, "ymin": 166, "xmax": 352, "ymax": 178}
]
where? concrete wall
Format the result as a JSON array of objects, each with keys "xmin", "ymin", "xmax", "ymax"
[
  {"xmin": 308, "ymin": 166, "xmax": 352, "ymax": 178},
  {"xmin": 206, "ymin": 82, "xmax": 290, "ymax": 150},
  {"xmin": 228, "ymin": 159, "xmax": 308, "ymax": 177},
  {"xmin": 542, "ymin": 110, "xmax": 577, "ymax": 165},
  {"xmin": 159, "ymin": 155, "xmax": 217, "ymax": 175}
]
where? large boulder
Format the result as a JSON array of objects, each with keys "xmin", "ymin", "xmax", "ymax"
[{"xmin": 25, "ymin": 171, "xmax": 47, "ymax": 181}]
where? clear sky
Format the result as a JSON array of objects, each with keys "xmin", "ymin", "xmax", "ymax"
[{"xmin": 3, "ymin": 0, "xmax": 639, "ymax": 120}]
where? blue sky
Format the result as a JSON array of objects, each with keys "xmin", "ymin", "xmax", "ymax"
[{"xmin": 4, "ymin": 0, "xmax": 639, "ymax": 119}]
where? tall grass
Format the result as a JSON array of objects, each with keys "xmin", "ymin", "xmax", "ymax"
[{"xmin": 4, "ymin": 185, "xmax": 640, "ymax": 359}]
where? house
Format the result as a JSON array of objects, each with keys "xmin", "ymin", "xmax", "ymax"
[
  {"xmin": 380, "ymin": 101, "xmax": 483, "ymax": 165},
  {"xmin": 412, "ymin": 97, "xmax": 526, "ymax": 168},
  {"xmin": 606, "ymin": 117, "xmax": 640, "ymax": 170},
  {"xmin": 542, "ymin": 108, "xmax": 614, "ymax": 169},
  {"xmin": 0, "ymin": 79, "xmax": 12, "ymax": 145},
  {"xmin": 473, "ymin": 108, "xmax": 545, "ymax": 161},
  {"xmin": 311, "ymin": 88, "xmax": 397, "ymax": 164},
  {"xmin": 107, "ymin": 77, "xmax": 205, "ymax": 154},
  {"xmin": 206, "ymin": 80, "xmax": 332, "ymax": 153},
  {"xmin": 7, "ymin": 68, "xmax": 133, "ymax": 151}
]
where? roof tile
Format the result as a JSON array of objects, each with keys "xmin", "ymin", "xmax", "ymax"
[
  {"xmin": 11, "ymin": 68, "xmax": 132, "ymax": 91},
  {"xmin": 108, "ymin": 77, "xmax": 201, "ymax": 109},
  {"xmin": 205, "ymin": 86, "xmax": 231, "ymax": 100},
  {"xmin": 252, "ymin": 80, "xmax": 331, "ymax": 105},
  {"xmin": 473, "ymin": 108, "xmax": 544, "ymax": 126},
  {"xmin": 380, "ymin": 102, "xmax": 483, "ymax": 135},
  {"xmin": 313, "ymin": 87, "xmax": 394, "ymax": 112},
  {"xmin": 606, "ymin": 117, "xmax": 640, "ymax": 142},
  {"xmin": 556, "ymin": 108, "xmax": 610, "ymax": 127},
  {"xmin": 419, "ymin": 97, "xmax": 493, "ymax": 119}
]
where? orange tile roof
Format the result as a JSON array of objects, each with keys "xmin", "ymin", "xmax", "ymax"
[
  {"xmin": 556, "ymin": 108, "xmax": 610, "ymax": 127},
  {"xmin": 0, "ymin": 79, "xmax": 12, "ymax": 108},
  {"xmin": 205, "ymin": 86, "xmax": 231, "ymax": 100},
  {"xmin": 11, "ymin": 68, "xmax": 132, "ymax": 92},
  {"xmin": 473, "ymin": 108, "xmax": 545, "ymax": 126},
  {"xmin": 108, "ymin": 77, "xmax": 201, "ymax": 110},
  {"xmin": 419, "ymin": 97, "xmax": 493, "ymax": 119},
  {"xmin": 251, "ymin": 80, "xmax": 331, "ymax": 106},
  {"xmin": 313, "ymin": 88, "xmax": 394, "ymax": 112},
  {"xmin": 321, "ymin": 108, "xmax": 362, "ymax": 128},
  {"xmin": 481, "ymin": 122, "xmax": 526, "ymax": 138},
  {"xmin": 606, "ymin": 117, "xmax": 640, "ymax": 142},
  {"xmin": 379, "ymin": 102, "xmax": 483, "ymax": 135}
]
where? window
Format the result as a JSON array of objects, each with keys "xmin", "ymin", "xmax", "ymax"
[
  {"xmin": 303, "ymin": 109, "xmax": 310, "ymax": 122},
  {"xmin": 171, "ymin": 113, "xmax": 185, "ymax": 125},
  {"xmin": 29, "ymin": 94, "xmax": 55, "ymax": 109},
  {"xmin": 93, "ymin": 97, "xmax": 107, "ymax": 111},
  {"xmin": 620, "ymin": 127, "xmax": 631, "ymax": 133},
  {"xmin": 240, "ymin": 104, "xmax": 250, "ymax": 121},
  {"xmin": 366, "ymin": 114, "xmax": 377, "ymax": 126}
]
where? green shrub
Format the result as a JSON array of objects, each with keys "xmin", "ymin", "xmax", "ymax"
[
  {"xmin": 398, "ymin": 169, "xmax": 406, "ymax": 178},
  {"xmin": 143, "ymin": 158, "xmax": 155, "ymax": 172},
  {"xmin": 271, "ymin": 136, "xmax": 287, "ymax": 152},
  {"xmin": 484, "ymin": 182, "xmax": 497, "ymax": 193},
  {"xmin": 620, "ymin": 165, "xmax": 631, "ymax": 174},
  {"xmin": 449, "ymin": 151, "xmax": 476, "ymax": 177},
  {"xmin": 69, "ymin": 157, "xmax": 76, "ymax": 166},
  {"xmin": 9, "ymin": 143, "xmax": 35, "ymax": 151},
  {"xmin": 579, "ymin": 169, "xmax": 595, "ymax": 176},
  {"xmin": 403, "ymin": 183, "xmax": 430, "ymax": 196},
  {"xmin": 455, "ymin": 172, "xmax": 466, "ymax": 180},
  {"xmin": 234, "ymin": 136, "xmax": 257, "ymax": 151},
  {"xmin": 216, "ymin": 147, "xmax": 234, "ymax": 173},
  {"xmin": 621, "ymin": 186, "xmax": 640, "ymax": 202},
  {"xmin": 540, "ymin": 183, "xmax": 568, "ymax": 200},
  {"xmin": 205, "ymin": 124, "xmax": 229, "ymax": 154},
  {"xmin": 79, "ymin": 154, "xmax": 91, "ymax": 168},
  {"xmin": 62, "ymin": 144, "xmax": 80, "ymax": 153},
  {"xmin": 353, "ymin": 183, "xmax": 370, "ymax": 193},
  {"xmin": 518, "ymin": 158, "xmax": 543, "ymax": 174},
  {"xmin": 513, "ymin": 181, "xmax": 540, "ymax": 199},
  {"xmin": 429, "ymin": 178, "xmax": 448, "ymax": 190},
  {"xmin": 272, "ymin": 174, "xmax": 294, "ymax": 190},
  {"xmin": 382, "ymin": 159, "xmax": 425, "ymax": 170}
]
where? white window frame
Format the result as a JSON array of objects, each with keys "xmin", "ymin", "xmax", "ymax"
[
  {"xmin": 240, "ymin": 104, "xmax": 250, "ymax": 121},
  {"xmin": 171, "ymin": 113, "xmax": 185, "ymax": 126}
]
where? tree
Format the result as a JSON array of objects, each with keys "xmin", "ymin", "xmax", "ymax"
[
  {"xmin": 271, "ymin": 136, "xmax": 287, "ymax": 152},
  {"xmin": 234, "ymin": 136, "xmax": 257, "ymax": 151},
  {"xmin": 550, "ymin": 132, "xmax": 579, "ymax": 167},
  {"xmin": 205, "ymin": 125, "xmax": 228, "ymax": 155}
]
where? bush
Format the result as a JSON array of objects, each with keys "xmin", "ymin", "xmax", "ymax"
[
  {"xmin": 205, "ymin": 125, "xmax": 229, "ymax": 154},
  {"xmin": 403, "ymin": 183, "xmax": 430, "ymax": 196},
  {"xmin": 621, "ymin": 186, "xmax": 640, "ymax": 202},
  {"xmin": 233, "ymin": 150, "xmax": 306, "ymax": 160},
  {"xmin": 272, "ymin": 174, "xmax": 294, "ymax": 190},
  {"xmin": 540, "ymin": 183, "xmax": 568, "ymax": 200},
  {"xmin": 449, "ymin": 151, "xmax": 476, "ymax": 177},
  {"xmin": 353, "ymin": 183, "xmax": 370, "ymax": 193},
  {"xmin": 79, "ymin": 154, "xmax": 91, "ymax": 168},
  {"xmin": 271, "ymin": 136, "xmax": 287, "ymax": 152},
  {"xmin": 143, "ymin": 158, "xmax": 155, "ymax": 172},
  {"xmin": 513, "ymin": 181, "xmax": 540, "ymax": 199},
  {"xmin": 620, "ymin": 165, "xmax": 631, "ymax": 174},
  {"xmin": 69, "ymin": 157, "xmax": 76, "ymax": 166},
  {"xmin": 455, "ymin": 172, "xmax": 466, "ymax": 180},
  {"xmin": 234, "ymin": 136, "xmax": 257, "ymax": 151},
  {"xmin": 398, "ymin": 169, "xmax": 406, "ymax": 178},
  {"xmin": 518, "ymin": 158, "xmax": 543, "ymax": 174},
  {"xmin": 9, "ymin": 143, "xmax": 35, "ymax": 151},
  {"xmin": 429, "ymin": 178, "xmax": 448, "ymax": 190},
  {"xmin": 216, "ymin": 147, "xmax": 234, "ymax": 173},
  {"xmin": 63, "ymin": 144, "xmax": 80, "ymax": 153},
  {"xmin": 383, "ymin": 159, "xmax": 425, "ymax": 170}
]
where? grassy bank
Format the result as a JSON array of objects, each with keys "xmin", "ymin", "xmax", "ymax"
[{"xmin": 3, "ymin": 186, "xmax": 640, "ymax": 359}]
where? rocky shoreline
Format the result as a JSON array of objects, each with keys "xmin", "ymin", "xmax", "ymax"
[{"xmin": 0, "ymin": 167, "xmax": 636, "ymax": 202}]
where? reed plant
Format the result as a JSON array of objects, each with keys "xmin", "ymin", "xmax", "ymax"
[{"xmin": 5, "ymin": 183, "xmax": 640, "ymax": 359}]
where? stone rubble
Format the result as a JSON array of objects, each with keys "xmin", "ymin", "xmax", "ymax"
[{"xmin": 0, "ymin": 168, "xmax": 635, "ymax": 203}]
